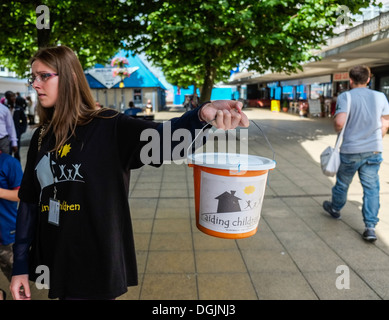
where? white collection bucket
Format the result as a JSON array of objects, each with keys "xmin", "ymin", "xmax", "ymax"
[{"xmin": 188, "ymin": 152, "xmax": 275, "ymax": 239}]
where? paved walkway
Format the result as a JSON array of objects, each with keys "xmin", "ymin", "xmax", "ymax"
[{"xmin": 1, "ymin": 107, "xmax": 389, "ymax": 300}]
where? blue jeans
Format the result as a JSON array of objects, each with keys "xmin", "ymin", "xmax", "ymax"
[{"xmin": 332, "ymin": 152, "xmax": 383, "ymax": 228}]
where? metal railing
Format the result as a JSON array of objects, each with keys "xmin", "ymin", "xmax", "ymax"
[{"xmin": 320, "ymin": 11, "xmax": 389, "ymax": 52}]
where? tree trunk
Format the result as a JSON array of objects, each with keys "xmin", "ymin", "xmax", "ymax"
[
  {"xmin": 37, "ymin": 28, "xmax": 51, "ymax": 48},
  {"xmin": 35, "ymin": 1, "xmax": 53, "ymax": 48},
  {"xmin": 200, "ymin": 65, "xmax": 217, "ymax": 102}
]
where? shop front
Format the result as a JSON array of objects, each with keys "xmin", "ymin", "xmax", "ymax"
[
  {"xmin": 246, "ymin": 83, "xmax": 272, "ymax": 108},
  {"xmin": 277, "ymin": 75, "xmax": 332, "ymax": 117},
  {"xmin": 333, "ymin": 72, "xmax": 350, "ymax": 95},
  {"xmin": 371, "ymin": 65, "xmax": 389, "ymax": 100}
]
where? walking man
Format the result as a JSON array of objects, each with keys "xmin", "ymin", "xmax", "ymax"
[{"xmin": 323, "ymin": 65, "xmax": 389, "ymax": 242}]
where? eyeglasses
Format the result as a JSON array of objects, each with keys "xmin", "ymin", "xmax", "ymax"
[{"xmin": 28, "ymin": 73, "xmax": 58, "ymax": 86}]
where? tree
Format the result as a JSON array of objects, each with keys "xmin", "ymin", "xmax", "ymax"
[
  {"xmin": 1, "ymin": 0, "xmax": 378, "ymax": 102},
  {"xmin": 129, "ymin": 0, "xmax": 377, "ymax": 102},
  {"xmin": 0, "ymin": 0, "xmax": 151, "ymax": 75}
]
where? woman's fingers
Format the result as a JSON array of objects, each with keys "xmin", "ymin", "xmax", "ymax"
[{"xmin": 200, "ymin": 100, "xmax": 250, "ymax": 129}]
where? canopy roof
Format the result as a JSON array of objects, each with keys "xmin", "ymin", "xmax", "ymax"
[{"xmin": 85, "ymin": 51, "xmax": 166, "ymax": 90}]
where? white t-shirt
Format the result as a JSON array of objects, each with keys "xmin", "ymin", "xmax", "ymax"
[{"xmin": 335, "ymin": 88, "xmax": 389, "ymax": 153}]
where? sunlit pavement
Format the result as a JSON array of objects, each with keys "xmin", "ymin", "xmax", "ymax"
[{"xmin": 2, "ymin": 107, "xmax": 388, "ymax": 300}]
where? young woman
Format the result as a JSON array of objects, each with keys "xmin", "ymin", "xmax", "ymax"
[{"xmin": 10, "ymin": 46, "xmax": 248, "ymax": 300}]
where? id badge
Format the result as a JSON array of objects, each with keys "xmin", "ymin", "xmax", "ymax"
[{"xmin": 48, "ymin": 198, "xmax": 60, "ymax": 226}]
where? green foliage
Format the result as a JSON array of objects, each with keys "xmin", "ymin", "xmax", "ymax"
[
  {"xmin": 0, "ymin": 0, "xmax": 377, "ymax": 101},
  {"xmin": 128, "ymin": 0, "xmax": 374, "ymax": 100},
  {"xmin": 0, "ymin": 0, "xmax": 147, "ymax": 75}
]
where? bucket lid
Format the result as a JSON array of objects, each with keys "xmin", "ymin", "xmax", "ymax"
[{"xmin": 188, "ymin": 152, "xmax": 276, "ymax": 171}]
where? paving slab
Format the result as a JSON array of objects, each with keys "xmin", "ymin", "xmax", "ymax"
[{"xmin": 2, "ymin": 107, "xmax": 388, "ymax": 300}]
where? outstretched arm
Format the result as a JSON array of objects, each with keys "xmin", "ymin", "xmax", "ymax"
[
  {"xmin": 154, "ymin": 100, "xmax": 249, "ymax": 165},
  {"xmin": 125, "ymin": 100, "xmax": 250, "ymax": 169}
]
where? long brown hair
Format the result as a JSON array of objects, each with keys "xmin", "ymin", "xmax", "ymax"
[{"xmin": 30, "ymin": 45, "xmax": 106, "ymax": 153}]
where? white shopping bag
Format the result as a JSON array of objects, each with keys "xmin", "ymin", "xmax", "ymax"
[
  {"xmin": 320, "ymin": 92, "xmax": 351, "ymax": 177},
  {"xmin": 320, "ymin": 146, "xmax": 340, "ymax": 177}
]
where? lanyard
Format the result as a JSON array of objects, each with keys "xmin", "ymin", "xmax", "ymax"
[{"xmin": 49, "ymin": 151, "xmax": 58, "ymax": 200}]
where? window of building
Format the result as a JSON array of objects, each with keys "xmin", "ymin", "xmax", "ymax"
[
  {"xmin": 380, "ymin": 76, "xmax": 389, "ymax": 100},
  {"xmin": 133, "ymin": 89, "xmax": 142, "ymax": 105}
]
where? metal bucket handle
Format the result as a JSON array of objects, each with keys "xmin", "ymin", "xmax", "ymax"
[{"xmin": 187, "ymin": 117, "xmax": 276, "ymax": 163}]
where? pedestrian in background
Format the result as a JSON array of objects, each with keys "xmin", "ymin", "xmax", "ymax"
[
  {"xmin": 191, "ymin": 93, "xmax": 199, "ymax": 109},
  {"xmin": 15, "ymin": 93, "xmax": 27, "ymax": 112},
  {"xmin": 26, "ymin": 96, "xmax": 36, "ymax": 125},
  {"xmin": 0, "ymin": 99, "xmax": 18, "ymax": 155},
  {"xmin": 323, "ymin": 65, "xmax": 389, "ymax": 242},
  {"xmin": 4, "ymin": 91, "xmax": 27, "ymax": 161},
  {"xmin": 145, "ymin": 99, "xmax": 153, "ymax": 114},
  {"xmin": 124, "ymin": 100, "xmax": 142, "ymax": 116},
  {"xmin": 330, "ymin": 93, "xmax": 338, "ymax": 117},
  {"xmin": 10, "ymin": 45, "xmax": 249, "ymax": 300}
]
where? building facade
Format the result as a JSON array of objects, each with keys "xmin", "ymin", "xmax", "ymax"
[
  {"xmin": 85, "ymin": 52, "xmax": 167, "ymax": 112},
  {"xmin": 0, "ymin": 66, "xmax": 32, "ymax": 101},
  {"xmin": 229, "ymin": 5, "xmax": 389, "ymax": 116}
]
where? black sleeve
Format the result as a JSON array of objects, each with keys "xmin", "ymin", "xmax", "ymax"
[
  {"xmin": 12, "ymin": 202, "xmax": 38, "ymax": 276},
  {"xmin": 116, "ymin": 113, "xmax": 160, "ymax": 171},
  {"xmin": 117, "ymin": 104, "xmax": 211, "ymax": 170},
  {"xmin": 154, "ymin": 104, "xmax": 211, "ymax": 166}
]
